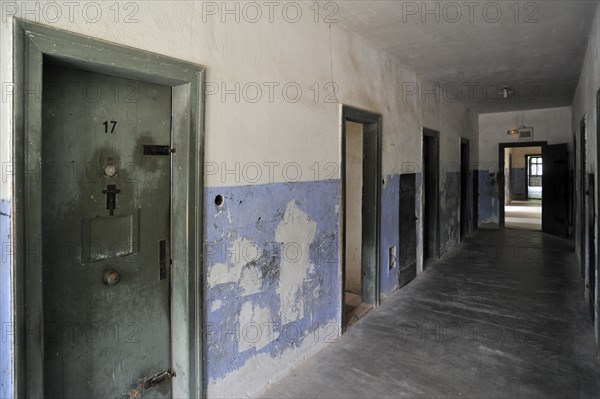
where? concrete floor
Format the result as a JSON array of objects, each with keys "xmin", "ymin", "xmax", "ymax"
[
  {"xmin": 260, "ymin": 229, "xmax": 600, "ymax": 398},
  {"xmin": 505, "ymin": 200, "xmax": 542, "ymax": 231},
  {"xmin": 344, "ymin": 292, "xmax": 373, "ymax": 329}
]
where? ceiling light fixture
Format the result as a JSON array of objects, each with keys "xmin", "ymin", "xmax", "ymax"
[
  {"xmin": 507, "ymin": 112, "xmax": 533, "ymax": 136},
  {"xmin": 499, "ymin": 87, "xmax": 515, "ymax": 99}
]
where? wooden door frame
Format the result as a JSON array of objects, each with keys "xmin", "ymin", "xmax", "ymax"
[
  {"xmin": 339, "ymin": 105, "xmax": 382, "ymax": 332},
  {"xmin": 12, "ymin": 20, "xmax": 204, "ymax": 398},
  {"xmin": 498, "ymin": 141, "xmax": 547, "ymax": 228}
]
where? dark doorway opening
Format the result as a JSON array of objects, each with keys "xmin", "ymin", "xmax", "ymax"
[
  {"xmin": 423, "ymin": 129, "xmax": 440, "ymax": 268},
  {"xmin": 341, "ymin": 106, "xmax": 382, "ymax": 331},
  {"xmin": 542, "ymin": 144, "xmax": 569, "ymax": 237},
  {"xmin": 586, "ymin": 173, "xmax": 596, "ymax": 322},
  {"xmin": 399, "ymin": 174, "xmax": 417, "ymax": 287},
  {"xmin": 499, "ymin": 141, "xmax": 569, "ymax": 237},
  {"xmin": 595, "ymin": 88, "xmax": 600, "ymax": 342},
  {"xmin": 460, "ymin": 138, "xmax": 470, "ymax": 239},
  {"xmin": 473, "ymin": 169, "xmax": 479, "ymax": 231},
  {"xmin": 580, "ymin": 117, "xmax": 587, "ymax": 276}
]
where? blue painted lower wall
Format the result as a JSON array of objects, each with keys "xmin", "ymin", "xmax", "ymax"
[
  {"xmin": 203, "ymin": 180, "xmax": 341, "ymax": 396},
  {"xmin": 203, "ymin": 174, "xmax": 429, "ymax": 395},
  {"xmin": 477, "ymin": 170, "xmax": 500, "ymax": 228},
  {"xmin": 0, "ymin": 200, "xmax": 11, "ymax": 398}
]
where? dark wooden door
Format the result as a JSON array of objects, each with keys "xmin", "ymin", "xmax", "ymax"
[
  {"xmin": 542, "ymin": 144, "xmax": 569, "ymax": 238},
  {"xmin": 399, "ymin": 174, "xmax": 417, "ymax": 287},
  {"xmin": 587, "ymin": 173, "xmax": 596, "ymax": 321}
]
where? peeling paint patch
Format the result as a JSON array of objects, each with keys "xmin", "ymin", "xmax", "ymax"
[
  {"xmin": 440, "ymin": 172, "xmax": 460, "ymax": 255},
  {"xmin": 210, "ymin": 299, "xmax": 224, "ymax": 312},
  {"xmin": 477, "ymin": 170, "xmax": 500, "ymax": 227},
  {"xmin": 276, "ymin": 201, "xmax": 317, "ymax": 323},
  {"xmin": 203, "ymin": 180, "xmax": 340, "ymax": 396},
  {"xmin": 238, "ymin": 302, "xmax": 276, "ymax": 352}
]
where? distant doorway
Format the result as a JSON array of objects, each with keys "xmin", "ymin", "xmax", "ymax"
[
  {"xmin": 423, "ymin": 129, "xmax": 440, "ymax": 268},
  {"xmin": 499, "ymin": 141, "xmax": 569, "ymax": 238},
  {"xmin": 501, "ymin": 144, "xmax": 543, "ymax": 231}
]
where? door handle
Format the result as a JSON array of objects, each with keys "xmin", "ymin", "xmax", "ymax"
[{"xmin": 103, "ymin": 270, "xmax": 121, "ymax": 286}]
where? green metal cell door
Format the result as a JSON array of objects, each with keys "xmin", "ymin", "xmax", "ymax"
[{"xmin": 42, "ymin": 63, "xmax": 173, "ymax": 398}]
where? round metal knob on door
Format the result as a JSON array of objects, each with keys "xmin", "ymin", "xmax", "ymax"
[{"xmin": 103, "ymin": 270, "xmax": 121, "ymax": 286}]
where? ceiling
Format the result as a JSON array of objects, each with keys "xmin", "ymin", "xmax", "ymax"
[{"xmin": 337, "ymin": 0, "xmax": 598, "ymax": 112}]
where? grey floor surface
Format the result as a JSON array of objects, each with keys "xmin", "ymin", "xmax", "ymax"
[
  {"xmin": 505, "ymin": 200, "xmax": 542, "ymax": 231},
  {"xmin": 259, "ymin": 229, "xmax": 600, "ymax": 398}
]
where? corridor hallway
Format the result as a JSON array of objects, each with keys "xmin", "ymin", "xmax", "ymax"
[{"xmin": 260, "ymin": 230, "xmax": 600, "ymax": 398}]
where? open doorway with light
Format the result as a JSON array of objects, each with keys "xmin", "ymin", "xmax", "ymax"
[
  {"xmin": 499, "ymin": 141, "xmax": 569, "ymax": 238},
  {"xmin": 341, "ymin": 106, "xmax": 382, "ymax": 331},
  {"xmin": 503, "ymin": 146, "xmax": 543, "ymax": 230}
]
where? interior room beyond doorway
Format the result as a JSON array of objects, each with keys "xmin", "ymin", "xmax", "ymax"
[{"xmin": 504, "ymin": 146, "xmax": 542, "ymax": 231}]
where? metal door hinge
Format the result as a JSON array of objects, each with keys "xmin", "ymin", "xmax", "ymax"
[{"xmin": 127, "ymin": 369, "xmax": 176, "ymax": 399}]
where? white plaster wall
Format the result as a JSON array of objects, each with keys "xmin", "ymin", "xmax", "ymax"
[
  {"xmin": 1, "ymin": 9, "xmax": 12, "ymax": 201},
  {"xmin": 510, "ymin": 147, "xmax": 541, "ymax": 168},
  {"xmin": 0, "ymin": 1, "xmax": 479, "ymax": 396},
  {"xmin": 0, "ymin": 2, "xmax": 478, "ymax": 186},
  {"xmin": 479, "ymin": 107, "xmax": 573, "ymax": 167},
  {"xmin": 344, "ymin": 121, "xmax": 362, "ymax": 295}
]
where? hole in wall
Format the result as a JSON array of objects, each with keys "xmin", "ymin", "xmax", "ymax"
[{"xmin": 215, "ymin": 195, "xmax": 224, "ymax": 207}]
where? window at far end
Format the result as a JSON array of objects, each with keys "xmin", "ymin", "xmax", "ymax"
[{"xmin": 529, "ymin": 156, "xmax": 542, "ymax": 177}]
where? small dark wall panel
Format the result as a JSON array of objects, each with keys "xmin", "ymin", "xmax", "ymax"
[
  {"xmin": 511, "ymin": 168, "xmax": 527, "ymax": 200},
  {"xmin": 399, "ymin": 174, "xmax": 417, "ymax": 287}
]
